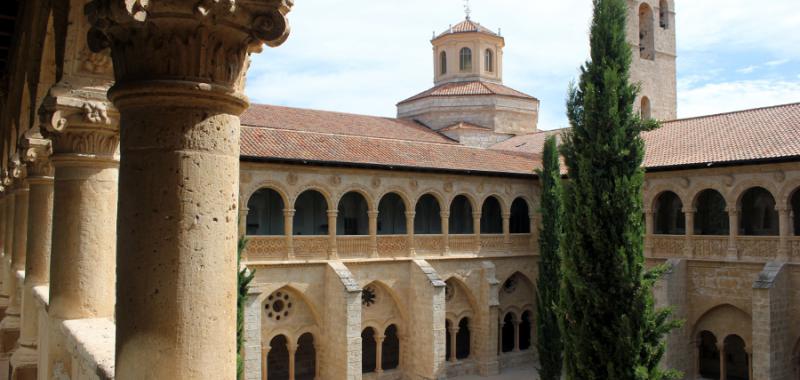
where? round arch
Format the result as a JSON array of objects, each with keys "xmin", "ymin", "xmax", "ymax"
[
  {"xmin": 693, "ymin": 189, "xmax": 729, "ymax": 235},
  {"xmin": 334, "ymin": 186, "xmax": 375, "ymax": 212},
  {"xmin": 337, "ymin": 191, "xmax": 369, "ymax": 236},
  {"xmin": 692, "ymin": 304, "xmax": 752, "ymax": 348},
  {"xmin": 738, "ymin": 187, "xmax": 779, "ymax": 236},
  {"xmin": 242, "ymin": 180, "xmax": 291, "ymax": 210},
  {"xmin": 294, "ymin": 189, "xmax": 329, "ymax": 236},
  {"xmin": 653, "ymin": 191, "xmax": 685, "ymax": 235},
  {"xmin": 246, "ymin": 187, "xmax": 285, "ymax": 236},
  {"xmin": 510, "ymin": 197, "xmax": 532, "ymax": 234},
  {"xmin": 414, "ymin": 193, "xmax": 442, "ymax": 235},
  {"xmin": 480, "ymin": 195, "xmax": 504, "ymax": 234},
  {"xmin": 449, "ymin": 194, "xmax": 475, "ymax": 235},
  {"xmin": 377, "ymin": 192, "xmax": 407, "ymax": 235}
]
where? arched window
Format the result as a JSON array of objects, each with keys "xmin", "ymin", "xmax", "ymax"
[
  {"xmin": 459, "ymin": 47, "xmax": 472, "ymax": 71},
  {"xmin": 362, "ymin": 327, "xmax": 377, "ymax": 373},
  {"xmin": 480, "ymin": 196, "xmax": 503, "ymax": 234},
  {"xmin": 519, "ymin": 311, "xmax": 532, "ymax": 350},
  {"xmin": 659, "ymin": 0, "xmax": 669, "ymax": 29},
  {"xmin": 740, "ymin": 187, "xmax": 778, "ymax": 236},
  {"xmin": 246, "ymin": 188, "xmax": 284, "ymax": 235},
  {"xmin": 639, "ymin": 3, "xmax": 655, "ymax": 60},
  {"xmin": 440, "ymin": 51, "xmax": 447, "ymax": 75},
  {"xmin": 501, "ymin": 313, "xmax": 515, "ymax": 353},
  {"xmin": 695, "ymin": 190, "xmax": 729, "ymax": 235},
  {"xmin": 792, "ymin": 189, "xmax": 800, "ymax": 236},
  {"xmin": 267, "ymin": 335, "xmax": 290, "ymax": 380},
  {"xmin": 337, "ymin": 192, "xmax": 369, "ymax": 235},
  {"xmin": 414, "ymin": 194, "xmax": 442, "ymax": 234},
  {"xmin": 382, "ymin": 325, "xmax": 400, "ymax": 370},
  {"xmin": 450, "ymin": 195, "xmax": 474, "ymax": 234},
  {"xmin": 295, "ymin": 333, "xmax": 316, "ymax": 380},
  {"xmin": 484, "ymin": 49, "xmax": 494, "ymax": 72},
  {"xmin": 723, "ymin": 335, "xmax": 750, "ymax": 380},
  {"xmin": 456, "ymin": 318, "xmax": 471, "ymax": 359},
  {"xmin": 294, "ymin": 190, "xmax": 328, "ymax": 236},
  {"xmin": 641, "ymin": 96, "xmax": 652, "ymax": 119},
  {"xmin": 698, "ymin": 331, "xmax": 719, "ymax": 379},
  {"xmin": 378, "ymin": 193, "xmax": 406, "ymax": 235},
  {"xmin": 654, "ymin": 191, "xmax": 685, "ymax": 235},
  {"xmin": 510, "ymin": 198, "xmax": 531, "ymax": 233}
]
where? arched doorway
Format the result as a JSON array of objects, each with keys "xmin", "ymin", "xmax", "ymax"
[
  {"xmin": 450, "ymin": 195, "xmax": 474, "ymax": 234},
  {"xmin": 509, "ymin": 198, "xmax": 530, "ymax": 233},
  {"xmin": 414, "ymin": 194, "xmax": 442, "ymax": 234},
  {"xmin": 295, "ymin": 333, "xmax": 316, "ymax": 380},
  {"xmin": 480, "ymin": 196, "xmax": 503, "ymax": 233},
  {"xmin": 456, "ymin": 317, "xmax": 471, "ymax": 359},
  {"xmin": 378, "ymin": 193, "xmax": 406, "ymax": 235},
  {"xmin": 724, "ymin": 335, "xmax": 749, "ymax": 380},
  {"xmin": 337, "ymin": 192, "xmax": 369, "ymax": 235},
  {"xmin": 654, "ymin": 191, "xmax": 684, "ymax": 235},
  {"xmin": 698, "ymin": 331, "xmax": 719, "ymax": 379},
  {"xmin": 362, "ymin": 327, "xmax": 377, "ymax": 373},
  {"xmin": 501, "ymin": 312, "xmax": 516, "ymax": 353},
  {"xmin": 247, "ymin": 188, "xmax": 285, "ymax": 235},
  {"xmin": 695, "ymin": 189, "xmax": 729, "ymax": 235},
  {"xmin": 294, "ymin": 190, "xmax": 328, "ymax": 235},
  {"xmin": 740, "ymin": 187, "xmax": 778, "ymax": 236},
  {"xmin": 267, "ymin": 335, "xmax": 290, "ymax": 380},
  {"xmin": 382, "ymin": 324, "xmax": 400, "ymax": 370},
  {"xmin": 519, "ymin": 311, "xmax": 532, "ymax": 350}
]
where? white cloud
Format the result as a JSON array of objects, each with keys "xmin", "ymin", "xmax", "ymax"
[
  {"xmin": 736, "ymin": 65, "xmax": 758, "ymax": 74},
  {"xmin": 679, "ymin": 80, "xmax": 800, "ymax": 118}
]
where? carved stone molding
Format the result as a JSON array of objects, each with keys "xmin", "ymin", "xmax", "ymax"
[
  {"xmin": 85, "ymin": 0, "xmax": 293, "ymax": 90},
  {"xmin": 39, "ymin": 88, "xmax": 120, "ymax": 157}
]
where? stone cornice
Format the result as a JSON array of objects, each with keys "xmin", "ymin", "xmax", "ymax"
[{"xmin": 85, "ymin": 0, "xmax": 292, "ymax": 91}]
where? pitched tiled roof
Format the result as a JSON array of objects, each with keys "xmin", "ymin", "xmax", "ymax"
[
  {"xmin": 491, "ymin": 102, "xmax": 800, "ymax": 169},
  {"xmin": 240, "ymin": 105, "xmax": 539, "ymax": 176},
  {"xmin": 436, "ymin": 19, "xmax": 499, "ymax": 38},
  {"xmin": 439, "ymin": 121, "xmax": 492, "ymax": 132},
  {"xmin": 398, "ymin": 81, "xmax": 537, "ymax": 105}
]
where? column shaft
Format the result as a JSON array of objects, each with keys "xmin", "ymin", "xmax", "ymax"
[
  {"xmin": 472, "ymin": 213, "xmax": 481, "ymax": 253},
  {"xmin": 718, "ymin": 344, "xmax": 726, "ymax": 379},
  {"xmin": 7, "ymin": 187, "xmax": 29, "ymax": 317},
  {"xmin": 375, "ymin": 336, "xmax": 384, "ymax": 373},
  {"xmin": 644, "ymin": 210, "xmax": 654, "ymax": 256},
  {"xmin": 284, "ymin": 209, "xmax": 295, "ymax": 259},
  {"xmin": 502, "ymin": 213, "xmax": 511, "ymax": 252},
  {"xmin": 2, "ymin": 193, "xmax": 14, "ymax": 300},
  {"xmin": 513, "ymin": 321, "xmax": 520, "ymax": 352},
  {"xmin": 449, "ymin": 328, "xmax": 457, "ymax": 362},
  {"xmin": 327, "ymin": 210, "xmax": 338, "ymax": 259},
  {"xmin": 0, "ymin": 196, "xmax": 7, "ymax": 315},
  {"xmin": 778, "ymin": 207, "xmax": 791, "ymax": 259},
  {"xmin": 684, "ymin": 209, "xmax": 695, "ymax": 258},
  {"xmin": 440, "ymin": 212, "xmax": 449, "ymax": 256},
  {"xmin": 288, "ymin": 344, "xmax": 296, "ymax": 380},
  {"xmin": 405, "ymin": 211, "xmax": 415, "ymax": 257},
  {"xmin": 368, "ymin": 210, "xmax": 378, "ymax": 258}
]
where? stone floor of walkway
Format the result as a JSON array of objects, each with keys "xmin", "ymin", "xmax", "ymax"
[{"xmin": 450, "ymin": 364, "xmax": 539, "ymax": 380}]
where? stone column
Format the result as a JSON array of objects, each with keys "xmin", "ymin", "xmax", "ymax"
[
  {"xmin": 746, "ymin": 348, "xmax": 753, "ymax": 380},
  {"xmin": 85, "ymin": 1, "xmax": 292, "ymax": 378},
  {"xmin": 684, "ymin": 207, "xmax": 696, "ymax": 258},
  {"xmin": 288, "ymin": 342, "xmax": 297, "ymax": 380},
  {"xmin": 513, "ymin": 319, "xmax": 520, "ymax": 352},
  {"xmin": 327, "ymin": 210, "xmax": 338, "ymax": 259},
  {"xmin": 283, "ymin": 208, "xmax": 295, "ymax": 259},
  {"xmin": 727, "ymin": 206, "xmax": 740, "ymax": 260},
  {"xmin": 375, "ymin": 334, "xmax": 385, "ymax": 373},
  {"xmin": 448, "ymin": 325, "xmax": 458, "ymax": 362},
  {"xmin": 2, "ymin": 191, "xmax": 14, "ymax": 303},
  {"xmin": 502, "ymin": 212, "xmax": 511, "ymax": 252},
  {"xmin": 238, "ymin": 206, "xmax": 248, "ymax": 238},
  {"xmin": 529, "ymin": 211, "xmax": 538, "ymax": 251},
  {"xmin": 261, "ymin": 345, "xmax": 270, "ymax": 380},
  {"xmin": 777, "ymin": 205, "xmax": 791, "ymax": 260},
  {"xmin": 498, "ymin": 321, "xmax": 504, "ymax": 354},
  {"xmin": 368, "ymin": 210, "xmax": 378, "ymax": 258},
  {"xmin": 405, "ymin": 211, "xmax": 416, "ymax": 256},
  {"xmin": 440, "ymin": 211, "xmax": 450, "ymax": 256},
  {"xmin": 644, "ymin": 208, "xmax": 654, "ymax": 256},
  {"xmin": 11, "ymin": 138, "xmax": 54, "ymax": 378},
  {"xmin": 0, "ymin": 176, "xmax": 29, "ymax": 354},
  {"xmin": 693, "ymin": 340, "xmax": 701, "ymax": 380},
  {"xmin": 473, "ymin": 211, "xmax": 481, "ymax": 253},
  {"xmin": 0, "ymin": 193, "xmax": 7, "ymax": 318}
]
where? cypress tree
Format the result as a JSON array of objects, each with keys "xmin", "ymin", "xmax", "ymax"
[
  {"xmin": 237, "ymin": 237, "xmax": 254, "ymax": 380},
  {"xmin": 536, "ymin": 135, "xmax": 563, "ymax": 380},
  {"xmin": 560, "ymin": 0, "xmax": 680, "ymax": 379}
]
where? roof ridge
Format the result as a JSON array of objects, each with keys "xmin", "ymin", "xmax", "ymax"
[
  {"xmin": 248, "ymin": 103, "xmax": 402, "ymax": 122},
  {"xmin": 664, "ymin": 101, "xmax": 800, "ymax": 124}
]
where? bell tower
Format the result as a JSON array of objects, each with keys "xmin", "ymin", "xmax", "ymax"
[
  {"xmin": 431, "ymin": 17, "xmax": 505, "ymax": 86},
  {"xmin": 628, "ymin": 0, "xmax": 677, "ymax": 120}
]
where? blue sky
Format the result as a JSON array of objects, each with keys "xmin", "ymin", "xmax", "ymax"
[{"xmin": 246, "ymin": 0, "xmax": 800, "ymax": 131}]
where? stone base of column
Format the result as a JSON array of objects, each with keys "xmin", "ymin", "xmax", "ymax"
[
  {"xmin": 726, "ymin": 248, "xmax": 739, "ymax": 261},
  {"xmin": 9, "ymin": 345, "xmax": 37, "ymax": 380}
]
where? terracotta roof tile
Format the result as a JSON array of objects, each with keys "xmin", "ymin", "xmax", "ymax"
[
  {"xmin": 491, "ymin": 102, "xmax": 800, "ymax": 169},
  {"xmin": 439, "ymin": 121, "xmax": 491, "ymax": 132},
  {"xmin": 398, "ymin": 81, "xmax": 537, "ymax": 105},
  {"xmin": 436, "ymin": 19, "xmax": 499, "ymax": 38}
]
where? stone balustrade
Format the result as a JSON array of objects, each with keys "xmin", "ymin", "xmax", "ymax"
[
  {"xmin": 650, "ymin": 235, "xmax": 686, "ymax": 258},
  {"xmin": 377, "ymin": 236, "xmax": 409, "ymax": 257},
  {"xmin": 648, "ymin": 235, "xmax": 792, "ymax": 262},
  {"xmin": 737, "ymin": 236, "xmax": 781, "ymax": 261},
  {"xmin": 415, "ymin": 235, "xmax": 445, "ymax": 255},
  {"xmin": 480, "ymin": 234, "xmax": 505, "ymax": 253},
  {"xmin": 791, "ymin": 237, "xmax": 800, "ymax": 261}
]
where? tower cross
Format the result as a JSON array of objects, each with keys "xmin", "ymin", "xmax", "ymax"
[{"xmin": 464, "ymin": 0, "xmax": 471, "ymax": 20}]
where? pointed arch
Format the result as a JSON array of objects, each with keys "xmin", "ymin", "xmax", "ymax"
[{"xmin": 692, "ymin": 304, "xmax": 752, "ymax": 348}]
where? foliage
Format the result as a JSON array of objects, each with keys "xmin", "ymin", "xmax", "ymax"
[
  {"xmin": 237, "ymin": 236, "xmax": 254, "ymax": 380},
  {"xmin": 535, "ymin": 135, "xmax": 564, "ymax": 380},
  {"xmin": 559, "ymin": 0, "xmax": 680, "ymax": 379}
]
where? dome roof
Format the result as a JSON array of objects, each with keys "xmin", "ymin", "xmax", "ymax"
[{"xmin": 435, "ymin": 18, "xmax": 500, "ymax": 39}]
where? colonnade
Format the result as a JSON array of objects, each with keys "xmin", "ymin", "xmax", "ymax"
[{"xmin": 0, "ymin": 0, "xmax": 293, "ymax": 379}]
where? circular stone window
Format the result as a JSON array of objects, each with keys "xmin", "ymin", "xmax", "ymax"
[
  {"xmin": 265, "ymin": 291, "xmax": 293, "ymax": 321},
  {"xmin": 362, "ymin": 286, "xmax": 377, "ymax": 307}
]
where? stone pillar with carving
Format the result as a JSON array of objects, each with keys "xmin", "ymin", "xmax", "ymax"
[
  {"xmin": 777, "ymin": 205, "xmax": 791, "ymax": 260},
  {"xmin": 0, "ymin": 161, "xmax": 29, "ymax": 355},
  {"xmin": 727, "ymin": 206, "xmax": 740, "ymax": 260},
  {"xmin": 85, "ymin": 1, "xmax": 292, "ymax": 377},
  {"xmin": 10, "ymin": 137, "xmax": 54, "ymax": 376}
]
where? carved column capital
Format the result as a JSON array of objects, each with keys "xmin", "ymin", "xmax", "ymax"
[
  {"xmin": 9, "ymin": 156, "xmax": 27, "ymax": 186},
  {"xmin": 39, "ymin": 91, "xmax": 120, "ymax": 158},
  {"xmin": 86, "ymin": 0, "xmax": 292, "ymax": 92},
  {"xmin": 21, "ymin": 137, "xmax": 54, "ymax": 179}
]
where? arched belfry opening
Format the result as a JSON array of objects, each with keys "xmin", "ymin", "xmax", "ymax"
[
  {"xmin": 639, "ymin": 3, "xmax": 655, "ymax": 60},
  {"xmin": 440, "ymin": 51, "xmax": 447, "ymax": 75},
  {"xmin": 247, "ymin": 188, "xmax": 285, "ymax": 235},
  {"xmin": 641, "ymin": 96, "xmax": 652, "ymax": 119},
  {"xmin": 659, "ymin": 0, "xmax": 670, "ymax": 28},
  {"xmin": 459, "ymin": 47, "xmax": 472, "ymax": 71},
  {"xmin": 695, "ymin": 189, "xmax": 729, "ymax": 235}
]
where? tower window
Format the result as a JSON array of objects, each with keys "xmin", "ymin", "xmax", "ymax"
[
  {"xmin": 639, "ymin": 3, "xmax": 655, "ymax": 60},
  {"xmin": 641, "ymin": 96, "xmax": 652, "ymax": 119},
  {"xmin": 459, "ymin": 47, "xmax": 472, "ymax": 72},
  {"xmin": 659, "ymin": 0, "xmax": 669, "ymax": 29},
  {"xmin": 484, "ymin": 49, "xmax": 494, "ymax": 73},
  {"xmin": 440, "ymin": 51, "xmax": 447, "ymax": 75}
]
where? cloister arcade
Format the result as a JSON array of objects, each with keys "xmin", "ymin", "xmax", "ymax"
[{"xmin": 693, "ymin": 304, "xmax": 753, "ymax": 380}]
